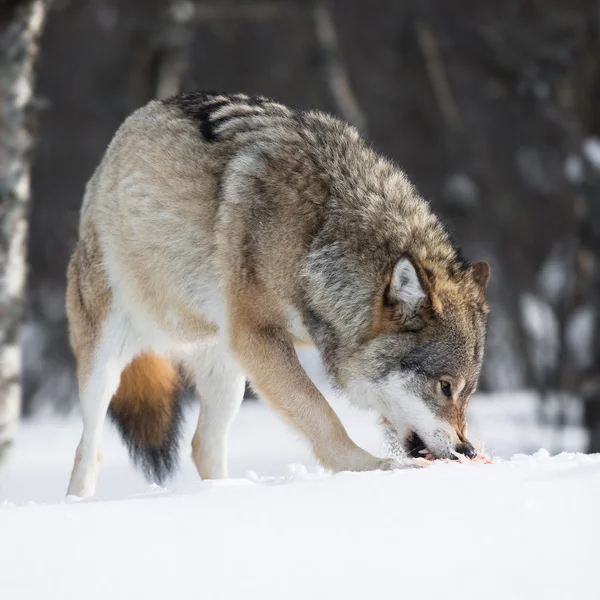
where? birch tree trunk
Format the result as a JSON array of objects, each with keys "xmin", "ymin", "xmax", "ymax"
[{"xmin": 0, "ymin": 0, "xmax": 46, "ymax": 469}]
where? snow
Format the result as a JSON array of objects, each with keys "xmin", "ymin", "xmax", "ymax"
[{"xmin": 1, "ymin": 388, "xmax": 598, "ymax": 600}]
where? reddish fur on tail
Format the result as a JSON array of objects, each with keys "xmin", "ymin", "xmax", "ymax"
[{"xmin": 109, "ymin": 352, "xmax": 185, "ymax": 483}]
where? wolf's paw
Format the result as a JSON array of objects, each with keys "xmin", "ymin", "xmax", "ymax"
[
  {"xmin": 320, "ymin": 445, "xmax": 430, "ymax": 473},
  {"xmin": 376, "ymin": 457, "xmax": 430, "ymax": 471}
]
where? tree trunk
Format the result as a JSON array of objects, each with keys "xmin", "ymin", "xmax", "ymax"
[
  {"xmin": 0, "ymin": 0, "xmax": 46, "ymax": 469},
  {"xmin": 149, "ymin": 0, "xmax": 197, "ymax": 101},
  {"xmin": 581, "ymin": 183, "xmax": 600, "ymax": 452}
]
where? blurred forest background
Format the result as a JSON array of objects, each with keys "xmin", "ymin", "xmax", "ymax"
[{"xmin": 2, "ymin": 0, "xmax": 600, "ymax": 460}]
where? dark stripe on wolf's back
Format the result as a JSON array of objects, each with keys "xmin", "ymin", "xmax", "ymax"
[
  {"xmin": 163, "ymin": 91, "xmax": 275, "ymax": 142},
  {"xmin": 163, "ymin": 91, "xmax": 230, "ymax": 141}
]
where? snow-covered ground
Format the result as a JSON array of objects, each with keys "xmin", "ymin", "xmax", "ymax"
[{"xmin": 1, "ymin": 373, "xmax": 598, "ymax": 600}]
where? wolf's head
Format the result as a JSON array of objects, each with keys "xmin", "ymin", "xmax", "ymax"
[
  {"xmin": 304, "ymin": 240, "xmax": 489, "ymax": 461},
  {"xmin": 297, "ymin": 126, "xmax": 490, "ymax": 460},
  {"xmin": 346, "ymin": 256, "xmax": 489, "ymax": 459}
]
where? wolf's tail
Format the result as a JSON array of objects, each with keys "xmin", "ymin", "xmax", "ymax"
[{"xmin": 108, "ymin": 352, "xmax": 185, "ymax": 483}]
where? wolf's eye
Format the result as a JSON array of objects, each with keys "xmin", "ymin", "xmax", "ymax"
[{"xmin": 440, "ymin": 380, "xmax": 452, "ymax": 398}]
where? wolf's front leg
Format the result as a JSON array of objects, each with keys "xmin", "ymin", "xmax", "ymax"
[{"xmin": 228, "ymin": 296, "xmax": 398, "ymax": 473}]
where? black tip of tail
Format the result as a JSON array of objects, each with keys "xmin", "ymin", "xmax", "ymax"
[{"xmin": 108, "ymin": 392, "xmax": 186, "ymax": 485}]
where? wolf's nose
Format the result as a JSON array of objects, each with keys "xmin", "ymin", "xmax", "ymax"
[{"xmin": 455, "ymin": 442, "xmax": 477, "ymax": 459}]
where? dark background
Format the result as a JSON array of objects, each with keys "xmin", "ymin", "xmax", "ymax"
[{"xmin": 20, "ymin": 0, "xmax": 600, "ymax": 449}]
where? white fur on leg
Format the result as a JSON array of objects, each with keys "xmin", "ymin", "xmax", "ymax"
[
  {"xmin": 67, "ymin": 311, "xmax": 134, "ymax": 498},
  {"xmin": 190, "ymin": 344, "xmax": 246, "ymax": 480}
]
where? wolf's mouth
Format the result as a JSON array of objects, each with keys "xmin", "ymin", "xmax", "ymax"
[
  {"xmin": 381, "ymin": 418, "xmax": 437, "ymax": 460},
  {"xmin": 406, "ymin": 432, "xmax": 429, "ymax": 458}
]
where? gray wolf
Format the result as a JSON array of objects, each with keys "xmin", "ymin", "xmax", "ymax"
[{"xmin": 66, "ymin": 92, "xmax": 489, "ymax": 498}]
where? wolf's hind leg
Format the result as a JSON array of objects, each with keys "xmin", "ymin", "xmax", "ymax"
[
  {"xmin": 67, "ymin": 312, "xmax": 133, "ymax": 498},
  {"xmin": 190, "ymin": 343, "xmax": 246, "ymax": 479}
]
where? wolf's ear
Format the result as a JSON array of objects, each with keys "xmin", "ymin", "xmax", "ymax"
[
  {"xmin": 471, "ymin": 261, "xmax": 490, "ymax": 289},
  {"xmin": 388, "ymin": 257, "xmax": 427, "ymax": 314}
]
